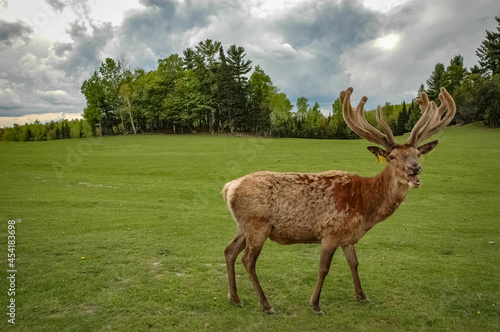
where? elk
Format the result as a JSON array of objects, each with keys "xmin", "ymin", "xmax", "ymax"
[{"xmin": 222, "ymin": 87, "xmax": 456, "ymax": 315}]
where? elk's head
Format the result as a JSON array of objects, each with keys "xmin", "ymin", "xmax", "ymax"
[{"xmin": 340, "ymin": 87, "xmax": 456, "ymax": 188}]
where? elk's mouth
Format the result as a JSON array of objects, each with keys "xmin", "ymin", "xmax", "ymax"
[{"xmin": 407, "ymin": 173, "xmax": 421, "ymax": 188}]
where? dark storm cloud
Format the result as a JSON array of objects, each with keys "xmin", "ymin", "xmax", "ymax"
[
  {"xmin": 0, "ymin": 19, "xmax": 33, "ymax": 46},
  {"xmin": 0, "ymin": 17, "xmax": 112, "ymax": 118},
  {"xmin": 44, "ymin": 0, "xmax": 91, "ymax": 18},
  {"xmin": 277, "ymin": 0, "xmax": 382, "ymax": 49},
  {"xmin": 53, "ymin": 41, "xmax": 73, "ymax": 57},
  {"xmin": 265, "ymin": 0, "xmax": 389, "ymax": 101},
  {"xmin": 66, "ymin": 19, "xmax": 87, "ymax": 38},
  {"xmin": 139, "ymin": 0, "xmax": 177, "ymax": 10},
  {"xmin": 118, "ymin": 0, "xmax": 233, "ymax": 66},
  {"xmin": 46, "ymin": 0, "xmax": 66, "ymax": 12},
  {"xmin": 55, "ymin": 20, "xmax": 114, "ymax": 75}
]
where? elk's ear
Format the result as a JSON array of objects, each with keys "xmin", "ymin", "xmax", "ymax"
[
  {"xmin": 367, "ymin": 146, "xmax": 388, "ymax": 160},
  {"xmin": 418, "ymin": 140, "xmax": 439, "ymax": 155}
]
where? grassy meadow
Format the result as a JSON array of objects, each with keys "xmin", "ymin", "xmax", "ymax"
[{"xmin": 0, "ymin": 123, "xmax": 499, "ymax": 331}]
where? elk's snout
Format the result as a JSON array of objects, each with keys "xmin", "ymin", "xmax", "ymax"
[
  {"xmin": 406, "ymin": 162, "xmax": 422, "ymax": 188},
  {"xmin": 407, "ymin": 162, "xmax": 421, "ymax": 175}
]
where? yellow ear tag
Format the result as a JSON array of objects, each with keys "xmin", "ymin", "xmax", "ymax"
[{"xmin": 377, "ymin": 154, "xmax": 387, "ymax": 164}]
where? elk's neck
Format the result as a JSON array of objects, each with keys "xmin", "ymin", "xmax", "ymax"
[{"xmin": 363, "ymin": 165, "xmax": 409, "ymax": 227}]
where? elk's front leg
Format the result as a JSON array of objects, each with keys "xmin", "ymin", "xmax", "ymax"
[
  {"xmin": 310, "ymin": 240, "xmax": 338, "ymax": 315},
  {"xmin": 342, "ymin": 243, "xmax": 370, "ymax": 302}
]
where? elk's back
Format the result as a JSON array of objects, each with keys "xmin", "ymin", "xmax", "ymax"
[{"xmin": 223, "ymin": 171, "xmax": 366, "ymax": 244}]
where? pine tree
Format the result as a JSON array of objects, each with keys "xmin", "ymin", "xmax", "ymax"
[
  {"xmin": 426, "ymin": 63, "xmax": 445, "ymax": 102},
  {"xmin": 226, "ymin": 45, "xmax": 252, "ymax": 84},
  {"xmin": 443, "ymin": 55, "xmax": 467, "ymax": 94},
  {"xmin": 24, "ymin": 128, "xmax": 33, "ymax": 141},
  {"xmin": 476, "ymin": 16, "xmax": 500, "ymax": 74},
  {"xmin": 396, "ymin": 102, "xmax": 409, "ymax": 135},
  {"xmin": 406, "ymin": 100, "xmax": 421, "ymax": 132},
  {"xmin": 62, "ymin": 122, "xmax": 71, "ymax": 139}
]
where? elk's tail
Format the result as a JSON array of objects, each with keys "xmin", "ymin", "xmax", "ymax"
[
  {"xmin": 221, "ymin": 179, "xmax": 243, "ymax": 224},
  {"xmin": 221, "ymin": 182, "xmax": 231, "ymax": 203}
]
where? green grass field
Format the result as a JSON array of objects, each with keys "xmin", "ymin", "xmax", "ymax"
[{"xmin": 1, "ymin": 123, "xmax": 499, "ymax": 331}]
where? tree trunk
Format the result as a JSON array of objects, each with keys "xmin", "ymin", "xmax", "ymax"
[
  {"xmin": 127, "ymin": 103, "xmax": 136, "ymax": 134},
  {"xmin": 120, "ymin": 112, "xmax": 125, "ymax": 134}
]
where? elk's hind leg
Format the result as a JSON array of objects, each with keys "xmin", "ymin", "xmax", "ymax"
[
  {"xmin": 342, "ymin": 243, "xmax": 370, "ymax": 302},
  {"xmin": 224, "ymin": 232, "xmax": 246, "ymax": 307},
  {"xmin": 310, "ymin": 240, "xmax": 338, "ymax": 315},
  {"xmin": 241, "ymin": 224, "xmax": 274, "ymax": 314}
]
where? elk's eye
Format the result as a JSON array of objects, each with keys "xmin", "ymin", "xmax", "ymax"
[
  {"xmin": 389, "ymin": 155, "xmax": 395, "ymax": 160},
  {"xmin": 417, "ymin": 153, "xmax": 422, "ymax": 157}
]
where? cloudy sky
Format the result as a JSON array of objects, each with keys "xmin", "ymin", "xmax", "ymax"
[{"xmin": 0, "ymin": 0, "xmax": 498, "ymax": 127}]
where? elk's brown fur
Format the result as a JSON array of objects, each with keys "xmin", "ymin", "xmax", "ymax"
[{"xmin": 222, "ymin": 87, "xmax": 455, "ymax": 314}]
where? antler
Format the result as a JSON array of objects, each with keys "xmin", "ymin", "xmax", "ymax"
[
  {"xmin": 405, "ymin": 87, "xmax": 456, "ymax": 147},
  {"xmin": 340, "ymin": 87, "xmax": 397, "ymax": 151}
]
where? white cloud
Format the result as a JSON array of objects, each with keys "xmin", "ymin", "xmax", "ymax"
[
  {"xmin": 36, "ymin": 89, "xmax": 77, "ymax": 105},
  {"xmin": 0, "ymin": 87, "xmax": 22, "ymax": 109},
  {"xmin": 362, "ymin": 0, "xmax": 411, "ymax": 13},
  {"xmin": 375, "ymin": 34, "xmax": 400, "ymax": 50}
]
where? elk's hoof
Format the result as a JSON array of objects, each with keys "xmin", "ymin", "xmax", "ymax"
[
  {"xmin": 359, "ymin": 297, "xmax": 371, "ymax": 303},
  {"xmin": 265, "ymin": 307, "xmax": 276, "ymax": 315},
  {"xmin": 261, "ymin": 305, "xmax": 276, "ymax": 315},
  {"xmin": 228, "ymin": 294, "xmax": 243, "ymax": 307},
  {"xmin": 313, "ymin": 309, "xmax": 326, "ymax": 315},
  {"xmin": 311, "ymin": 302, "xmax": 325, "ymax": 315}
]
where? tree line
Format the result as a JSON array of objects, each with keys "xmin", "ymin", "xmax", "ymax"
[
  {"xmin": 75, "ymin": 39, "xmax": 429, "ymax": 139},
  {"xmin": 78, "ymin": 39, "xmax": 363, "ymax": 139},
  {"xmin": 0, "ymin": 119, "xmax": 93, "ymax": 142}
]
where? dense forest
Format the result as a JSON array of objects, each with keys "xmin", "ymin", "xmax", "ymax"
[{"xmin": 2, "ymin": 16, "xmax": 499, "ymax": 142}]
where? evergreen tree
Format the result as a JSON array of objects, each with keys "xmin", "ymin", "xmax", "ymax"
[
  {"xmin": 406, "ymin": 100, "xmax": 421, "ymax": 132},
  {"xmin": 484, "ymin": 73, "xmax": 500, "ymax": 127},
  {"xmin": 476, "ymin": 15, "xmax": 500, "ymax": 74},
  {"xmin": 62, "ymin": 122, "xmax": 71, "ymax": 139},
  {"xmin": 24, "ymin": 127, "xmax": 33, "ymax": 141},
  {"xmin": 182, "ymin": 48, "xmax": 197, "ymax": 70},
  {"xmin": 226, "ymin": 45, "xmax": 252, "ymax": 84},
  {"xmin": 214, "ymin": 47, "xmax": 239, "ymax": 133},
  {"xmin": 426, "ymin": 63, "xmax": 445, "ymax": 102},
  {"xmin": 396, "ymin": 101, "xmax": 409, "ymax": 135},
  {"xmin": 443, "ymin": 55, "xmax": 468, "ymax": 94},
  {"xmin": 305, "ymin": 102, "xmax": 322, "ymax": 138},
  {"xmin": 220, "ymin": 45, "xmax": 251, "ymax": 132},
  {"xmin": 330, "ymin": 98, "xmax": 354, "ymax": 139},
  {"xmin": 248, "ymin": 66, "xmax": 273, "ymax": 134},
  {"xmin": 195, "ymin": 39, "xmax": 222, "ymax": 67}
]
